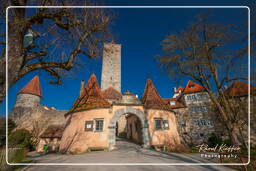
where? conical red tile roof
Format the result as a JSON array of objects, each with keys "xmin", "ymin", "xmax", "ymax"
[
  {"xmin": 71, "ymin": 74, "xmax": 111, "ymax": 113},
  {"xmin": 102, "ymin": 87, "xmax": 122, "ymax": 100},
  {"xmin": 183, "ymin": 80, "xmax": 205, "ymax": 94},
  {"xmin": 141, "ymin": 79, "xmax": 172, "ymax": 111},
  {"xmin": 19, "ymin": 75, "xmax": 42, "ymax": 97}
]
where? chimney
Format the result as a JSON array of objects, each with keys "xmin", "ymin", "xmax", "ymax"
[
  {"xmin": 80, "ymin": 80, "xmax": 85, "ymax": 96},
  {"xmin": 174, "ymin": 87, "xmax": 177, "ymax": 93}
]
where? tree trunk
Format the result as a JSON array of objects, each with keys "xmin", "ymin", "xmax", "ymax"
[
  {"xmin": 207, "ymin": 91, "xmax": 240, "ymax": 145},
  {"xmin": 0, "ymin": 5, "xmax": 27, "ymax": 104}
]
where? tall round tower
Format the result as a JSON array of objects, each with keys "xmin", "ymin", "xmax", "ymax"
[{"xmin": 14, "ymin": 75, "xmax": 42, "ymax": 108}]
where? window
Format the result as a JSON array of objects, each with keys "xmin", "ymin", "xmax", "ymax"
[
  {"xmin": 202, "ymin": 106, "xmax": 208, "ymax": 112},
  {"xmin": 189, "ymin": 84, "xmax": 195, "ymax": 88},
  {"xmin": 207, "ymin": 120, "xmax": 214, "ymax": 126},
  {"xmin": 163, "ymin": 120, "xmax": 169, "ymax": 130},
  {"xmin": 85, "ymin": 121, "xmax": 93, "ymax": 131},
  {"xmin": 95, "ymin": 119, "xmax": 104, "ymax": 132},
  {"xmin": 187, "ymin": 95, "xmax": 191, "ymax": 101},
  {"xmin": 191, "ymin": 106, "xmax": 208, "ymax": 113},
  {"xmin": 191, "ymin": 107, "xmax": 196, "ymax": 113},
  {"xmin": 154, "ymin": 118, "xmax": 169, "ymax": 130},
  {"xmin": 170, "ymin": 101, "xmax": 176, "ymax": 106},
  {"xmin": 200, "ymin": 120, "xmax": 207, "ymax": 126},
  {"xmin": 193, "ymin": 119, "xmax": 214, "ymax": 127},
  {"xmin": 193, "ymin": 119, "xmax": 200, "ymax": 126},
  {"xmin": 154, "ymin": 118, "xmax": 163, "ymax": 130}
]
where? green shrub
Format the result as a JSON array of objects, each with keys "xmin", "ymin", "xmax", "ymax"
[
  {"xmin": 223, "ymin": 139, "xmax": 232, "ymax": 146},
  {"xmin": 8, "ymin": 129, "xmax": 33, "ymax": 150},
  {"xmin": 0, "ymin": 118, "xmax": 16, "ymax": 147},
  {"xmin": 10, "ymin": 148, "xmax": 26, "ymax": 163}
]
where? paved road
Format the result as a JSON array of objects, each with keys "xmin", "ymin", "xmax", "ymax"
[{"xmin": 25, "ymin": 140, "xmax": 236, "ymax": 171}]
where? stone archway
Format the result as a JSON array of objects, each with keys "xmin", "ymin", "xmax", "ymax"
[{"xmin": 108, "ymin": 107, "xmax": 150, "ymax": 150}]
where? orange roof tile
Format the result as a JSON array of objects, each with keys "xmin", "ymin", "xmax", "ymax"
[
  {"xmin": 102, "ymin": 87, "xmax": 122, "ymax": 100},
  {"xmin": 19, "ymin": 75, "xmax": 42, "ymax": 97},
  {"xmin": 70, "ymin": 74, "xmax": 111, "ymax": 113},
  {"xmin": 224, "ymin": 81, "xmax": 256, "ymax": 97},
  {"xmin": 162, "ymin": 98, "xmax": 185, "ymax": 109},
  {"xmin": 141, "ymin": 79, "xmax": 172, "ymax": 111},
  {"xmin": 183, "ymin": 80, "xmax": 205, "ymax": 94},
  {"xmin": 40, "ymin": 125, "xmax": 64, "ymax": 138}
]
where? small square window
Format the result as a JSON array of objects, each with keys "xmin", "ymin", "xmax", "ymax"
[
  {"xmin": 207, "ymin": 120, "xmax": 214, "ymax": 126},
  {"xmin": 170, "ymin": 101, "xmax": 176, "ymax": 106},
  {"xmin": 202, "ymin": 106, "xmax": 208, "ymax": 112},
  {"xmin": 189, "ymin": 84, "xmax": 195, "ymax": 88},
  {"xmin": 154, "ymin": 118, "xmax": 163, "ymax": 130},
  {"xmin": 95, "ymin": 119, "xmax": 104, "ymax": 132},
  {"xmin": 85, "ymin": 121, "xmax": 94, "ymax": 131},
  {"xmin": 200, "ymin": 120, "xmax": 207, "ymax": 126},
  {"xmin": 187, "ymin": 95, "xmax": 191, "ymax": 101}
]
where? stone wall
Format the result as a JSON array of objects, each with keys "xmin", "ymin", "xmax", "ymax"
[
  {"xmin": 175, "ymin": 92, "xmax": 225, "ymax": 146},
  {"xmin": 174, "ymin": 107, "xmax": 222, "ymax": 146},
  {"xmin": 101, "ymin": 43, "xmax": 121, "ymax": 92},
  {"xmin": 117, "ymin": 114, "xmax": 127, "ymax": 137},
  {"xmin": 14, "ymin": 94, "xmax": 40, "ymax": 108},
  {"xmin": 11, "ymin": 105, "xmax": 66, "ymax": 135}
]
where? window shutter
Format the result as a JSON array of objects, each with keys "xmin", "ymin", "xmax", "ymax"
[{"xmin": 85, "ymin": 121, "xmax": 94, "ymax": 131}]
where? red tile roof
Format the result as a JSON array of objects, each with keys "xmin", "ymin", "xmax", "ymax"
[
  {"xmin": 71, "ymin": 74, "xmax": 111, "ymax": 112},
  {"xmin": 162, "ymin": 98, "xmax": 185, "ymax": 109},
  {"xmin": 182, "ymin": 80, "xmax": 205, "ymax": 94},
  {"xmin": 141, "ymin": 79, "xmax": 173, "ymax": 111},
  {"xmin": 40, "ymin": 125, "xmax": 64, "ymax": 138},
  {"xmin": 102, "ymin": 87, "xmax": 122, "ymax": 100},
  {"xmin": 224, "ymin": 81, "xmax": 256, "ymax": 97},
  {"xmin": 19, "ymin": 75, "xmax": 42, "ymax": 97}
]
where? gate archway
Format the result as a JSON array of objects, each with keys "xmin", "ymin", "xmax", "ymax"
[{"xmin": 108, "ymin": 107, "xmax": 150, "ymax": 150}]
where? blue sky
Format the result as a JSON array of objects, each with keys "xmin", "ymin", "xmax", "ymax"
[{"xmin": 0, "ymin": 0, "xmax": 251, "ymax": 116}]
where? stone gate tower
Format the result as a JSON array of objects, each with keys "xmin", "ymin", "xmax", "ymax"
[{"xmin": 101, "ymin": 42, "xmax": 121, "ymax": 92}]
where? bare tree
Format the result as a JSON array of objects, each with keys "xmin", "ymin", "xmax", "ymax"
[
  {"xmin": 0, "ymin": 0, "xmax": 113, "ymax": 103},
  {"xmin": 30, "ymin": 119, "xmax": 48, "ymax": 148},
  {"xmin": 157, "ymin": 15, "xmax": 248, "ymax": 145}
]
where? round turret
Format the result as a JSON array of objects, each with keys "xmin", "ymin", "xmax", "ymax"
[{"xmin": 14, "ymin": 76, "xmax": 42, "ymax": 108}]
